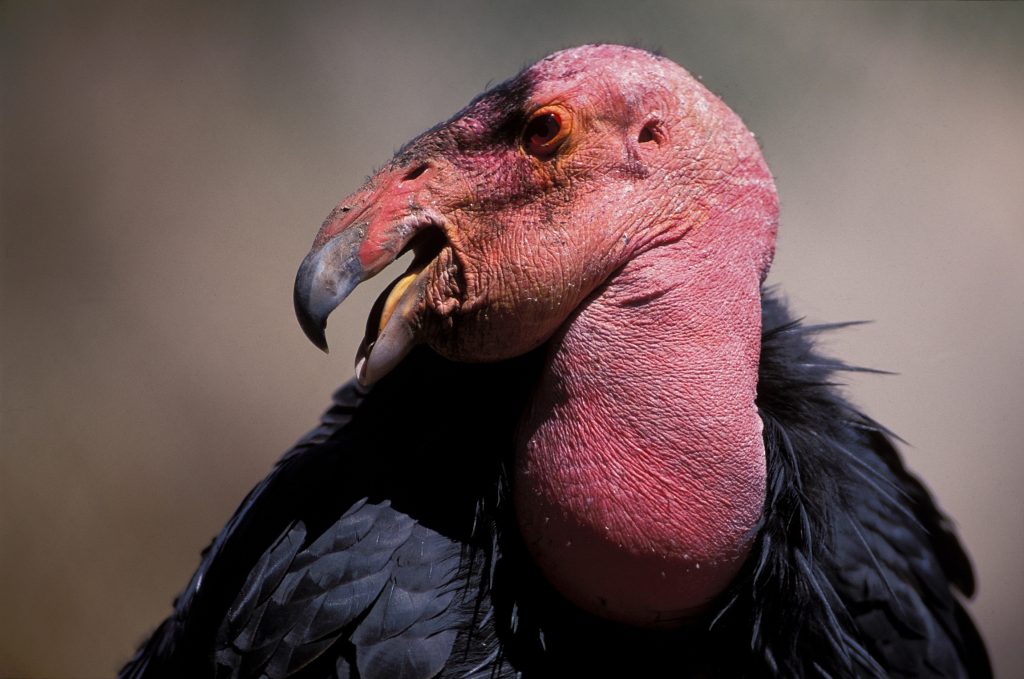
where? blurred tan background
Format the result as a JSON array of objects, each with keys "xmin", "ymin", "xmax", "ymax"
[{"xmin": 2, "ymin": 2, "xmax": 1022, "ymax": 677}]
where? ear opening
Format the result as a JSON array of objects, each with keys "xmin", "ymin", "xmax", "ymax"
[{"xmin": 637, "ymin": 117, "xmax": 665, "ymax": 146}]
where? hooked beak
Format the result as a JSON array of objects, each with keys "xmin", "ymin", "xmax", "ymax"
[
  {"xmin": 293, "ymin": 177, "xmax": 446, "ymax": 385},
  {"xmin": 293, "ymin": 223, "xmax": 367, "ymax": 353}
]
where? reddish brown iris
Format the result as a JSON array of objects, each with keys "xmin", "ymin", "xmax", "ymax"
[{"xmin": 523, "ymin": 106, "xmax": 571, "ymax": 157}]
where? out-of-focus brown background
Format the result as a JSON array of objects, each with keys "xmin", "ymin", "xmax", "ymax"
[{"xmin": 2, "ymin": 2, "xmax": 1022, "ymax": 677}]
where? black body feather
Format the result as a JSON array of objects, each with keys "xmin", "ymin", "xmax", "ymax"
[{"xmin": 121, "ymin": 291, "xmax": 989, "ymax": 678}]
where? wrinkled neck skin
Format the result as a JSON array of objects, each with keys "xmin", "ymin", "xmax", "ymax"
[{"xmin": 515, "ymin": 219, "xmax": 767, "ymax": 628}]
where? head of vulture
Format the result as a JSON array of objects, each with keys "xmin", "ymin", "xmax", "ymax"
[{"xmin": 295, "ymin": 44, "xmax": 779, "ymax": 627}]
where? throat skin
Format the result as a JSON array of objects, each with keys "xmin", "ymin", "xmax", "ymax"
[{"xmin": 514, "ymin": 233, "xmax": 768, "ymax": 627}]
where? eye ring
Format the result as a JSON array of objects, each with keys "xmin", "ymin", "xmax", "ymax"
[{"xmin": 522, "ymin": 105, "xmax": 572, "ymax": 158}]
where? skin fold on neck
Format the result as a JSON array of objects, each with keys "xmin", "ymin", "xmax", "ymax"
[{"xmin": 514, "ymin": 231, "xmax": 767, "ymax": 627}]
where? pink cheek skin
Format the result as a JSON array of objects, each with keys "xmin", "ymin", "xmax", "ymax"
[
  {"xmin": 434, "ymin": 264, "xmax": 568, "ymax": 363},
  {"xmin": 436, "ymin": 195, "xmax": 583, "ymax": 358}
]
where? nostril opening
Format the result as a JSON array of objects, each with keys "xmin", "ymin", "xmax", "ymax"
[{"xmin": 402, "ymin": 163, "xmax": 430, "ymax": 182}]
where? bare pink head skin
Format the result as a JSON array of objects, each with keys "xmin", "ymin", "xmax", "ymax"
[{"xmin": 294, "ymin": 45, "xmax": 778, "ymax": 626}]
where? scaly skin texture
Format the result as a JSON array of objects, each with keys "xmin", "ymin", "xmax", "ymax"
[{"xmin": 297, "ymin": 45, "xmax": 778, "ymax": 625}]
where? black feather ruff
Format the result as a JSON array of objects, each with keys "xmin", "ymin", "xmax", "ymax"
[{"xmin": 121, "ymin": 290, "xmax": 989, "ymax": 678}]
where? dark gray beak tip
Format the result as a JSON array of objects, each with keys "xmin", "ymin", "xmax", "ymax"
[
  {"xmin": 293, "ymin": 259, "xmax": 331, "ymax": 352},
  {"xmin": 294, "ymin": 291, "xmax": 331, "ymax": 353},
  {"xmin": 293, "ymin": 240, "xmax": 364, "ymax": 353}
]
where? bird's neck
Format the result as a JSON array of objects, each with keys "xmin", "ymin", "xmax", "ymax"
[{"xmin": 514, "ymin": 233, "xmax": 766, "ymax": 627}]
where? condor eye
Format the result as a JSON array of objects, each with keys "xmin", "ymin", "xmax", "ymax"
[{"xmin": 523, "ymin": 106, "xmax": 571, "ymax": 157}]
